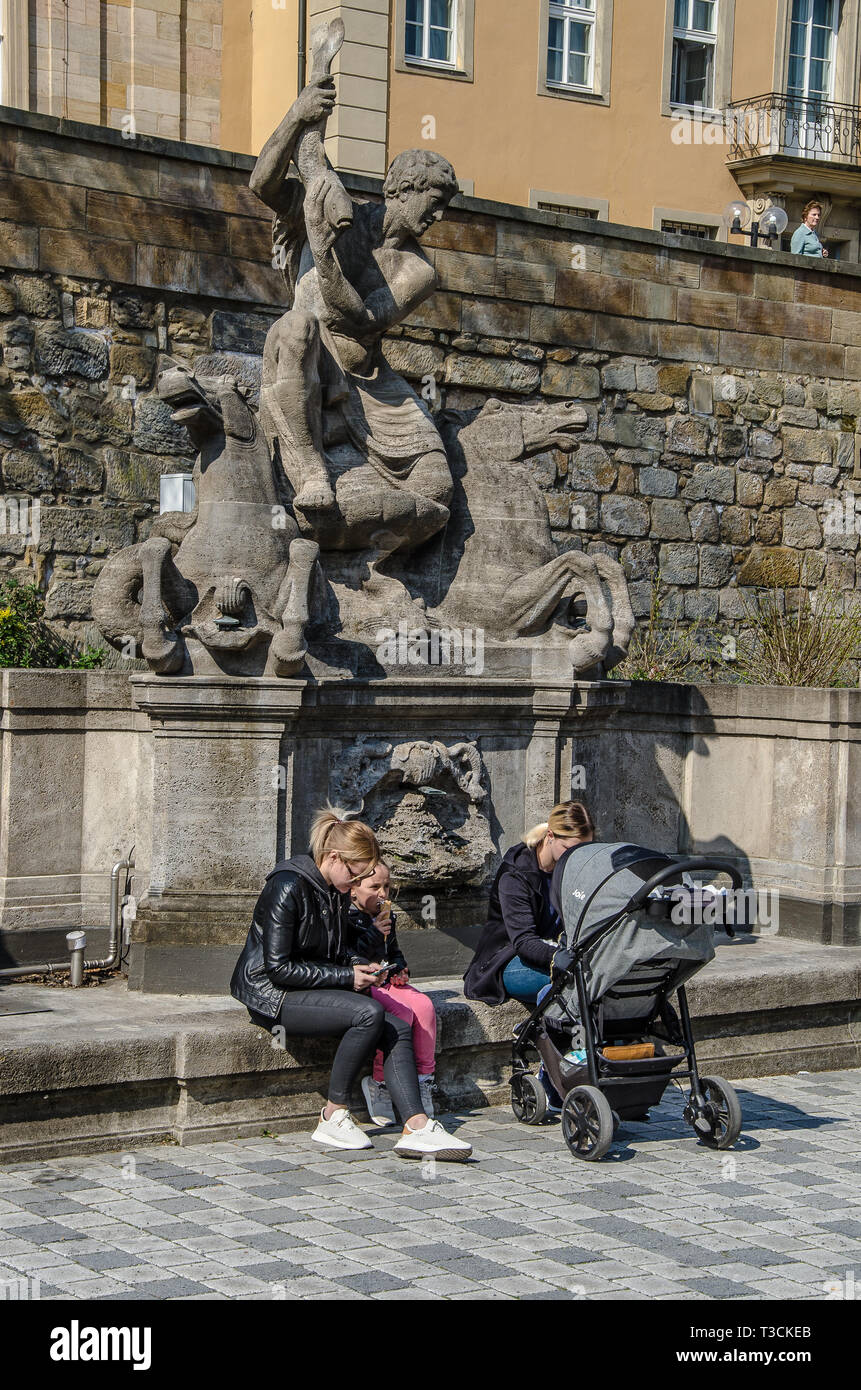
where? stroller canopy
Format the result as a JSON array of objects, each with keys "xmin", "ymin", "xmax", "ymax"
[{"xmin": 549, "ymin": 842, "xmax": 718, "ymax": 1028}]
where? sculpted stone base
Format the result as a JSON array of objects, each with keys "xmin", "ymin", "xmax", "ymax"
[{"xmin": 3, "ymin": 673, "xmax": 859, "ymax": 993}]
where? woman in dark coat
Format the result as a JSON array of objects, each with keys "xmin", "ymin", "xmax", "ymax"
[
  {"xmin": 231, "ymin": 806, "xmax": 471, "ymax": 1160},
  {"xmin": 464, "ymin": 801, "xmax": 595, "ymax": 1006}
]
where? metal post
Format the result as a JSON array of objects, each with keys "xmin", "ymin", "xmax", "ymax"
[{"xmin": 66, "ymin": 930, "xmax": 86, "ymax": 987}]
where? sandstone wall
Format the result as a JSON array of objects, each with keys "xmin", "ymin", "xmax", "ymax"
[{"xmin": 1, "ymin": 112, "xmax": 860, "ymax": 668}]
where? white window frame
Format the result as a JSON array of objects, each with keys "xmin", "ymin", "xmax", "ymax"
[
  {"xmin": 537, "ymin": 0, "xmax": 613, "ymax": 106},
  {"xmin": 404, "ymin": 0, "xmax": 459, "ymax": 71},
  {"xmin": 786, "ymin": 0, "xmax": 839, "ymax": 104},
  {"xmin": 662, "ymin": 0, "xmax": 733, "ymax": 120},
  {"xmin": 654, "ymin": 206, "xmax": 724, "ymax": 241},
  {"xmin": 671, "ymin": 0, "xmax": 719, "ymax": 110},
  {"xmin": 394, "ymin": 0, "xmax": 475, "ymax": 82},
  {"xmin": 546, "ymin": 0, "xmax": 597, "ymax": 93},
  {"xmin": 530, "ymin": 188, "xmax": 610, "ymax": 221}
]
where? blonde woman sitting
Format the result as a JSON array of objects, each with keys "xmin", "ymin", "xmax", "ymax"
[
  {"xmin": 464, "ymin": 801, "xmax": 595, "ymax": 1007},
  {"xmin": 230, "ymin": 807, "xmax": 471, "ymax": 1161}
]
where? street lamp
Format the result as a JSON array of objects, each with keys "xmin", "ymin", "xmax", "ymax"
[{"xmin": 722, "ymin": 200, "xmax": 788, "ymax": 249}]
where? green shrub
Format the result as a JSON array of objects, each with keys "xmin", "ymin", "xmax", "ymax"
[
  {"xmin": 611, "ymin": 573, "xmax": 703, "ymax": 683},
  {"xmin": 733, "ymin": 583, "xmax": 861, "ymax": 688},
  {"xmin": 0, "ymin": 578, "xmax": 105, "ymax": 669}
]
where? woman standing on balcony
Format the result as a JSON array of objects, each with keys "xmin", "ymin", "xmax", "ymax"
[{"xmin": 791, "ymin": 201, "xmax": 829, "ymax": 257}]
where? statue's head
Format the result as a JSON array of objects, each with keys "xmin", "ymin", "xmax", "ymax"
[
  {"xmin": 462, "ymin": 398, "xmax": 588, "ymax": 460},
  {"xmin": 382, "ymin": 150, "xmax": 459, "ymax": 239},
  {"xmin": 157, "ymin": 362, "xmax": 256, "ymax": 448}
]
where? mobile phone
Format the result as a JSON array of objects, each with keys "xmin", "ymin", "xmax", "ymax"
[{"xmin": 372, "ymin": 962, "xmax": 395, "ymax": 977}]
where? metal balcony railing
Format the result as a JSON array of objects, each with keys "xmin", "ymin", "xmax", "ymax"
[{"xmin": 726, "ymin": 92, "xmax": 861, "ymax": 166}]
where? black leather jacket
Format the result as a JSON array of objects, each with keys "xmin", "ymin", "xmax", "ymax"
[
  {"xmin": 230, "ymin": 855, "xmax": 358, "ymax": 1019},
  {"xmin": 346, "ymin": 903, "xmax": 408, "ymax": 973}
]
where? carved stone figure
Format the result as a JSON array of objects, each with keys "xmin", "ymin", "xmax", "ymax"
[
  {"xmin": 414, "ymin": 399, "xmax": 636, "ymax": 673},
  {"xmin": 331, "ymin": 737, "xmax": 496, "ymax": 890},
  {"xmin": 90, "ymin": 22, "xmax": 635, "ymax": 682},
  {"xmin": 92, "ymin": 364, "xmax": 318, "ymax": 676},
  {"xmin": 250, "ymin": 19, "xmax": 460, "ymax": 630},
  {"xmin": 334, "ymin": 736, "xmax": 486, "ymax": 811}
]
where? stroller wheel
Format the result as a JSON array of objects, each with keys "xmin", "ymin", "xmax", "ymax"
[
  {"xmin": 611, "ymin": 1110, "xmax": 621, "ymax": 1134},
  {"xmin": 689, "ymin": 1075, "xmax": 742, "ymax": 1150},
  {"xmin": 510, "ymin": 1073, "xmax": 547, "ymax": 1125},
  {"xmin": 561, "ymin": 1085, "xmax": 615, "ymax": 1161}
]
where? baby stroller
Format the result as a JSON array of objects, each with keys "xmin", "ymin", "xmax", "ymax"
[{"xmin": 510, "ymin": 842, "xmax": 745, "ymax": 1161}]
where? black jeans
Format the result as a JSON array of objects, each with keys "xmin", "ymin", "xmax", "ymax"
[{"xmin": 251, "ymin": 989, "xmax": 424, "ymax": 1122}]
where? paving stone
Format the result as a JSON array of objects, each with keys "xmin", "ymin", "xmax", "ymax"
[
  {"xmin": 6, "ymin": 1223, "xmax": 83, "ymax": 1243},
  {"xmin": 2, "ymin": 1070, "xmax": 859, "ymax": 1300},
  {"xmin": 336, "ymin": 1270, "xmax": 411, "ymax": 1293}
]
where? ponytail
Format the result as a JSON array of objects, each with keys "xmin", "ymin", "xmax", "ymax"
[
  {"xmin": 522, "ymin": 800, "xmax": 595, "ymax": 851},
  {"xmin": 309, "ymin": 803, "xmax": 381, "ymax": 870}
]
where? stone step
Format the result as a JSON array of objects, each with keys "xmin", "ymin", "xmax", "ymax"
[{"xmin": 0, "ymin": 936, "xmax": 858, "ymax": 1164}]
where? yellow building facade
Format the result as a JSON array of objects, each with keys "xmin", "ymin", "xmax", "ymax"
[{"xmin": 5, "ymin": 0, "xmax": 861, "ymax": 256}]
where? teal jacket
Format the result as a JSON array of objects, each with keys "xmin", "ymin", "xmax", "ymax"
[{"xmin": 791, "ymin": 224, "xmax": 825, "ymax": 257}]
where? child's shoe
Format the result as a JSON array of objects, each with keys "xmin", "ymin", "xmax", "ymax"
[{"xmin": 361, "ymin": 1076, "xmax": 395, "ymax": 1127}]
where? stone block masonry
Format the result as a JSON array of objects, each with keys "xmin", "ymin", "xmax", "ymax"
[{"xmin": 1, "ymin": 111, "xmax": 861, "ymax": 664}]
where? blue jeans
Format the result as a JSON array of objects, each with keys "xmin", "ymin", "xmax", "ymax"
[{"xmin": 502, "ymin": 956, "xmax": 551, "ymax": 1004}]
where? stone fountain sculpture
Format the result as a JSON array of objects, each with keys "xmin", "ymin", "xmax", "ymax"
[{"xmin": 92, "ymin": 17, "xmax": 634, "ymax": 681}]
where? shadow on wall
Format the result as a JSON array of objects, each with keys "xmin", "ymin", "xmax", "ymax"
[{"xmin": 579, "ymin": 682, "xmax": 754, "ymax": 909}]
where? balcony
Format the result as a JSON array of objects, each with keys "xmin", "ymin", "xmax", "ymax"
[{"xmin": 726, "ymin": 92, "xmax": 861, "ymax": 199}]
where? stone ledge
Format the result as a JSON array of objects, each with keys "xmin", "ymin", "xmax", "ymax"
[
  {"xmin": 4, "ymin": 105, "xmax": 861, "ymax": 283},
  {"xmin": 0, "ymin": 937, "xmax": 858, "ymax": 1162}
]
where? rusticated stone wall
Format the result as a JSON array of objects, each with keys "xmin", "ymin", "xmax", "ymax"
[{"xmin": 1, "ymin": 111, "xmax": 860, "ymax": 666}]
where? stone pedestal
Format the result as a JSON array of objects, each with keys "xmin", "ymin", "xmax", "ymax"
[
  {"xmin": 127, "ymin": 673, "xmax": 579, "ymax": 992},
  {"xmin": 2, "ymin": 673, "xmax": 859, "ymax": 989}
]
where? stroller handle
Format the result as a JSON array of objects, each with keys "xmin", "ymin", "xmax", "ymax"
[{"xmin": 627, "ymin": 856, "xmax": 744, "ymax": 910}]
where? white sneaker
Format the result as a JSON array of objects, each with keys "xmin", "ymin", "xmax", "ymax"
[
  {"xmin": 361, "ymin": 1076, "xmax": 395, "ymax": 1127},
  {"xmin": 394, "ymin": 1118, "xmax": 472, "ymax": 1162},
  {"xmin": 312, "ymin": 1107, "xmax": 373, "ymax": 1150},
  {"xmin": 418, "ymin": 1074, "xmax": 435, "ymax": 1118}
]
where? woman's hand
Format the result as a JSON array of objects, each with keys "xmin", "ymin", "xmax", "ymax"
[
  {"xmin": 352, "ymin": 963, "xmax": 379, "ymax": 992},
  {"xmin": 389, "ymin": 968, "xmax": 410, "ymax": 988}
]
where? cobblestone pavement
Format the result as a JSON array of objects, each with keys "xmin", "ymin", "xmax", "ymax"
[{"xmin": 1, "ymin": 1069, "xmax": 859, "ymax": 1301}]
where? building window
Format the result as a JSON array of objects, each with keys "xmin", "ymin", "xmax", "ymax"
[
  {"xmin": 405, "ymin": 0, "xmax": 458, "ymax": 67},
  {"xmin": 538, "ymin": 201, "xmax": 600, "ymax": 217},
  {"xmin": 537, "ymin": 0, "xmax": 613, "ymax": 105},
  {"xmin": 395, "ymin": 0, "xmax": 474, "ymax": 81},
  {"xmin": 787, "ymin": 0, "xmax": 837, "ymax": 105},
  {"xmin": 530, "ymin": 189, "xmax": 610, "ymax": 219},
  {"xmin": 547, "ymin": 0, "xmax": 596, "ymax": 90},
  {"xmin": 661, "ymin": 218, "xmax": 718, "ymax": 238},
  {"xmin": 671, "ymin": 0, "xmax": 718, "ymax": 107}
]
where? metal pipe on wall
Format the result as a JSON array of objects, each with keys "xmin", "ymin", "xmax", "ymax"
[
  {"xmin": 298, "ymin": 0, "xmax": 307, "ymax": 94},
  {"xmin": 0, "ymin": 853, "xmax": 134, "ymax": 981}
]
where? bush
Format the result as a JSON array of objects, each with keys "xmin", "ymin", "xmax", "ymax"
[
  {"xmin": 733, "ymin": 583, "xmax": 861, "ymax": 688},
  {"xmin": 611, "ymin": 574, "xmax": 703, "ymax": 683},
  {"xmin": 0, "ymin": 578, "xmax": 105, "ymax": 669}
]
